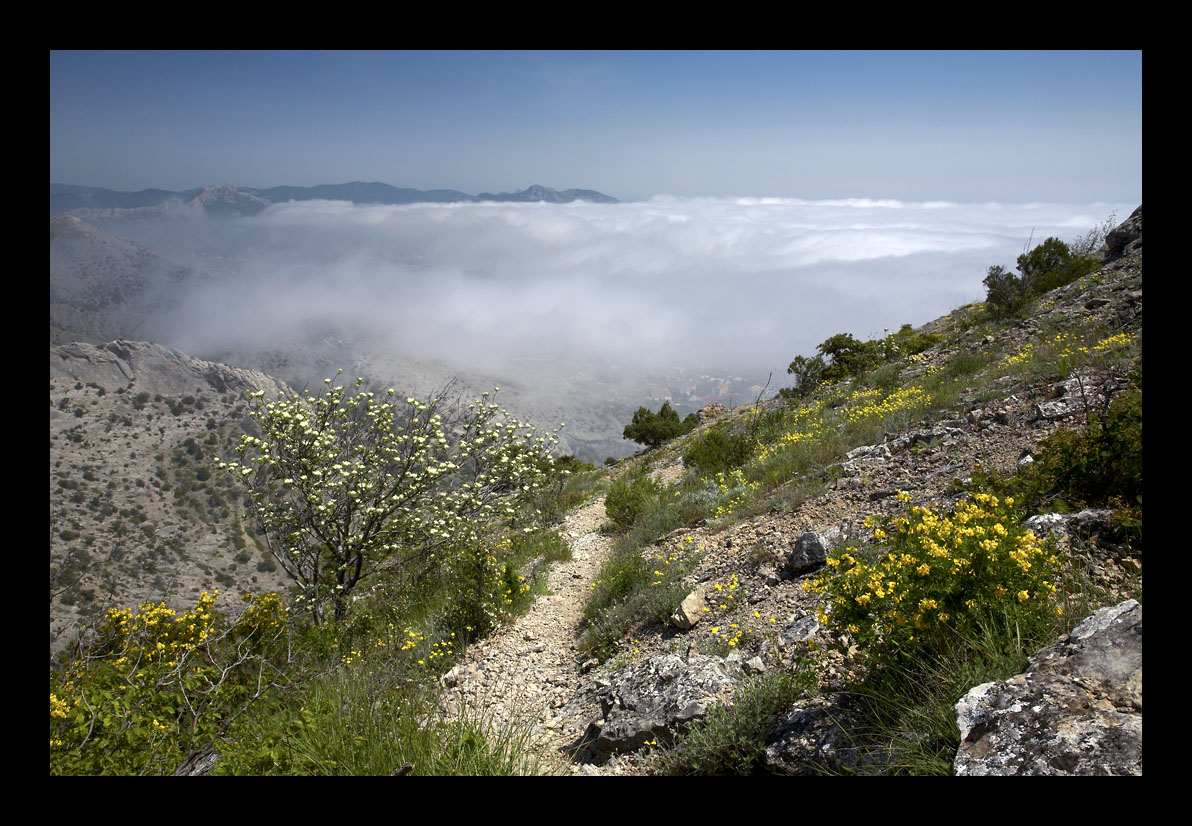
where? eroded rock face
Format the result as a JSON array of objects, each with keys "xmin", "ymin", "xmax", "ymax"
[{"xmin": 953, "ymin": 600, "xmax": 1142, "ymax": 776}]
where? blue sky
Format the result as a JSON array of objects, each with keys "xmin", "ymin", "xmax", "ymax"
[{"xmin": 50, "ymin": 50, "xmax": 1142, "ymax": 202}]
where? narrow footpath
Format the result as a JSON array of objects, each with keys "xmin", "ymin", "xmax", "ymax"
[{"xmin": 439, "ymin": 496, "xmax": 614, "ymax": 774}]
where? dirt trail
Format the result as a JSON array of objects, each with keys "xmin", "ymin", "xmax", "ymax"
[{"xmin": 439, "ymin": 496, "xmax": 614, "ymax": 773}]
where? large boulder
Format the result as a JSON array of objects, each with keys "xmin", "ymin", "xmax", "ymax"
[
  {"xmin": 582, "ymin": 654, "xmax": 739, "ymax": 761},
  {"xmin": 953, "ymin": 600, "xmax": 1142, "ymax": 776}
]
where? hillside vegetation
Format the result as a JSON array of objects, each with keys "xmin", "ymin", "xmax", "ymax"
[{"xmin": 50, "ymin": 208, "xmax": 1141, "ymax": 775}]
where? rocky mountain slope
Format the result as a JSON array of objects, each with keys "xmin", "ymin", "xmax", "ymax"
[
  {"xmin": 434, "ymin": 207, "xmax": 1143, "ymax": 775},
  {"xmin": 49, "ymin": 341, "xmax": 292, "ymax": 658},
  {"xmin": 47, "ymin": 206, "xmax": 1141, "ymax": 774},
  {"xmin": 50, "ymin": 216, "xmax": 194, "ymax": 346}
]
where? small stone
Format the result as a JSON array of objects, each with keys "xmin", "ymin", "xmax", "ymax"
[{"xmin": 671, "ymin": 588, "xmax": 708, "ymax": 630}]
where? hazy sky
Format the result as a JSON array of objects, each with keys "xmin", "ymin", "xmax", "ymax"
[{"xmin": 50, "ymin": 50, "xmax": 1142, "ymax": 203}]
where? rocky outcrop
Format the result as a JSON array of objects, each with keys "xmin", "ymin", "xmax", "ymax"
[
  {"xmin": 187, "ymin": 184, "xmax": 271, "ymax": 216},
  {"xmin": 578, "ymin": 654, "xmax": 739, "ymax": 761},
  {"xmin": 1030, "ymin": 372, "xmax": 1124, "ymax": 423},
  {"xmin": 50, "ymin": 340, "xmax": 290, "ymax": 398},
  {"xmin": 782, "ymin": 531, "xmax": 835, "ymax": 576},
  {"xmin": 953, "ymin": 600, "xmax": 1142, "ymax": 776},
  {"xmin": 764, "ymin": 694, "xmax": 870, "ymax": 775},
  {"xmin": 1104, "ymin": 205, "xmax": 1142, "ymax": 261},
  {"xmin": 697, "ymin": 402, "xmax": 729, "ymax": 423}
]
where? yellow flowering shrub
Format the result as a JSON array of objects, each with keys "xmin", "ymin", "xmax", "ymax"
[
  {"xmin": 841, "ymin": 386, "xmax": 931, "ymax": 425},
  {"xmin": 49, "ymin": 591, "xmax": 292, "ymax": 775},
  {"xmin": 711, "ymin": 469, "xmax": 760, "ymax": 519},
  {"xmin": 812, "ymin": 494, "xmax": 1064, "ymax": 655}
]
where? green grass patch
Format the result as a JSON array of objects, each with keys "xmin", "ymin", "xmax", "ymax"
[{"xmin": 221, "ymin": 668, "xmax": 551, "ymax": 776}]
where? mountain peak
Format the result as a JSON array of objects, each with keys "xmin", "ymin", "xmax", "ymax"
[{"xmin": 475, "ymin": 184, "xmax": 619, "ymax": 204}]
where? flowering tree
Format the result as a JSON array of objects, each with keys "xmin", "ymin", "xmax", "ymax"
[{"xmin": 219, "ymin": 377, "xmax": 558, "ymax": 625}]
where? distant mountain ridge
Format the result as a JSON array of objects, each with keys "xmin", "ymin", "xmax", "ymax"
[
  {"xmin": 50, "ymin": 181, "xmax": 619, "ymax": 216},
  {"xmin": 475, "ymin": 184, "xmax": 619, "ymax": 204}
]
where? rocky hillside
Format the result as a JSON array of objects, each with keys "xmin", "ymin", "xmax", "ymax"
[
  {"xmin": 48, "ymin": 208, "xmax": 1142, "ymax": 775},
  {"xmin": 436, "ymin": 207, "xmax": 1143, "ymax": 775},
  {"xmin": 49, "ymin": 341, "xmax": 292, "ymax": 658},
  {"xmin": 50, "ymin": 216, "xmax": 194, "ymax": 346}
]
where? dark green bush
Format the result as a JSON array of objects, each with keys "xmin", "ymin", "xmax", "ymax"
[
  {"xmin": 885, "ymin": 323, "xmax": 939, "ymax": 360},
  {"xmin": 623, "ymin": 402, "xmax": 698, "ymax": 449},
  {"xmin": 816, "ymin": 333, "xmax": 879, "ymax": 385},
  {"xmin": 1020, "ymin": 378, "xmax": 1142, "ymax": 513},
  {"xmin": 580, "ymin": 543, "xmax": 693, "ymax": 660},
  {"xmin": 984, "ymin": 237, "xmax": 1102, "ymax": 317},
  {"xmin": 786, "ymin": 325, "xmax": 933, "ymax": 401},
  {"xmin": 964, "ymin": 371, "xmax": 1141, "ymax": 542}
]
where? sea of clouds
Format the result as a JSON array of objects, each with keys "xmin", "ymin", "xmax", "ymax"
[{"xmin": 141, "ymin": 196, "xmax": 1133, "ymax": 387}]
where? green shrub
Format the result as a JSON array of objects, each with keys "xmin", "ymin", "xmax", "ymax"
[
  {"xmin": 623, "ymin": 402, "xmax": 698, "ymax": 449},
  {"xmin": 984, "ymin": 236, "xmax": 1102, "ymax": 317},
  {"xmin": 884, "ymin": 323, "xmax": 940, "ymax": 360},
  {"xmin": 786, "ymin": 325, "xmax": 935, "ymax": 401},
  {"xmin": 604, "ymin": 473, "xmax": 661, "ymax": 532},
  {"xmin": 973, "ymin": 374, "xmax": 1142, "ymax": 517},
  {"xmin": 442, "ymin": 537, "xmax": 532, "ymax": 641},
  {"xmin": 510, "ymin": 528, "xmax": 571, "ymax": 563},
  {"xmin": 534, "ymin": 455, "xmax": 605, "ymax": 523},
  {"xmin": 580, "ymin": 540, "xmax": 695, "ymax": 660},
  {"xmin": 1029, "ymin": 381, "xmax": 1142, "ymax": 511},
  {"xmin": 783, "ymin": 354, "xmax": 826, "ymax": 399},
  {"xmin": 684, "ymin": 426, "xmax": 754, "ymax": 476}
]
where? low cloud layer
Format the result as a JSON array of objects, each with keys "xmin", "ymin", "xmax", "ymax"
[{"xmin": 136, "ymin": 197, "xmax": 1131, "ymax": 389}]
